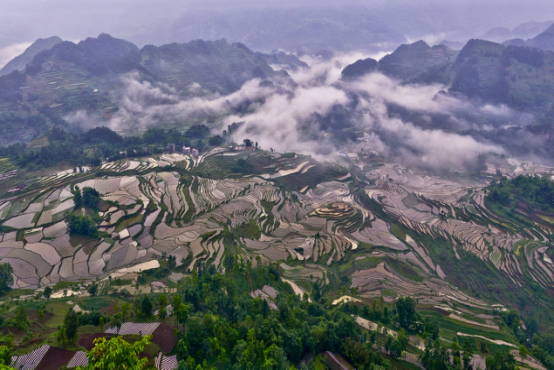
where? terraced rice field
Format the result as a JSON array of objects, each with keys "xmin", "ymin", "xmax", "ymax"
[{"xmin": 0, "ymin": 146, "xmax": 553, "ymax": 318}]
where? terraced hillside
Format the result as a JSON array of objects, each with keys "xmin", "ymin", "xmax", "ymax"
[
  {"xmin": 1, "ymin": 145, "xmax": 554, "ymax": 368},
  {"xmin": 0, "ymin": 146, "xmax": 552, "ymax": 318}
]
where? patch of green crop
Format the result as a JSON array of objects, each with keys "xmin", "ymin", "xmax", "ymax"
[
  {"xmin": 336, "ymin": 255, "xmax": 384, "ymax": 276},
  {"xmin": 390, "ymin": 223, "xmax": 406, "ymax": 241},
  {"xmin": 43, "ymin": 300, "xmax": 72, "ymax": 328},
  {"xmin": 0, "ymin": 205, "xmax": 11, "ymax": 219},
  {"xmin": 419, "ymin": 310, "xmax": 516, "ymax": 345},
  {"xmin": 386, "ymin": 257, "xmax": 425, "ymax": 282},
  {"xmin": 79, "ymin": 296, "xmax": 111, "ymax": 311},
  {"xmin": 381, "ymin": 289, "xmax": 398, "ymax": 298},
  {"xmin": 115, "ymin": 213, "xmax": 143, "ymax": 232}
]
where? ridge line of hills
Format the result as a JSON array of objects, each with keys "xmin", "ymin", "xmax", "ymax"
[
  {"xmin": 0, "ymin": 33, "xmax": 307, "ymax": 144},
  {"xmin": 341, "ymin": 33, "xmax": 554, "ymax": 118}
]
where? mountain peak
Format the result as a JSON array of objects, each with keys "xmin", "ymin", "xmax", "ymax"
[
  {"xmin": 341, "ymin": 58, "xmax": 378, "ymax": 80},
  {"xmin": 24, "ymin": 34, "xmax": 141, "ymax": 76},
  {"xmin": 378, "ymin": 40, "xmax": 456, "ymax": 82},
  {"xmin": 0, "ymin": 36, "xmax": 63, "ymax": 76}
]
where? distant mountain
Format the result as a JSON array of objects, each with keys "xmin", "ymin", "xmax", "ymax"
[
  {"xmin": 481, "ymin": 20, "xmax": 554, "ymax": 43},
  {"xmin": 527, "ymin": 24, "xmax": 554, "ymax": 50},
  {"xmin": 0, "ymin": 33, "xmax": 306, "ymax": 144},
  {"xmin": 502, "ymin": 38, "xmax": 527, "ymax": 47},
  {"xmin": 377, "ymin": 41, "xmax": 457, "ymax": 84},
  {"xmin": 438, "ymin": 40, "xmax": 465, "ymax": 50},
  {"xmin": 165, "ymin": 5, "xmax": 406, "ymax": 53},
  {"xmin": 481, "ymin": 27, "xmax": 513, "ymax": 43},
  {"xmin": 0, "ymin": 34, "xmax": 144, "ymax": 104},
  {"xmin": 503, "ymin": 24, "xmax": 554, "ymax": 50},
  {"xmin": 444, "ymin": 39, "xmax": 554, "ymax": 113},
  {"xmin": 28, "ymin": 34, "xmax": 142, "ymax": 76},
  {"xmin": 342, "ymin": 38, "xmax": 554, "ymax": 116},
  {"xmin": 140, "ymin": 40, "xmax": 297, "ymax": 94},
  {"xmin": 341, "ymin": 58, "xmax": 378, "ymax": 80},
  {"xmin": 0, "ymin": 34, "xmax": 303, "ymax": 103},
  {"xmin": 256, "ymin": 51, "xmax": 308, "ymax": 71},
  {"xmin": 0, "ymin": 36, "xmax": 63, "ymax": 76},
  {"xmin": 449, "ymin": 39, "xmax": 509, "ymax": 102}
]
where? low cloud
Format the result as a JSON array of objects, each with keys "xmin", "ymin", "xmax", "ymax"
[
  {"xmin": 224, "ymin": 53, "xmax": 507, "ymax": 168},
  {"xmin": 66, "ymin": 51, "xmax": 526, "ymax": 170}
]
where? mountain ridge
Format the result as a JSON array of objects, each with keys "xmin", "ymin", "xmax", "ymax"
[
  {"xmin": 342, "ymin": 37, "xmax": 554, "ymax": 116},
  {"xmin": 0, "ymin": 36, "xmax": 63, "ymax": 76},
  {"xmin": 481, "ymin": 20, "xmax": 554, "ymax": 43},
  {"xmin": 0, "ymin": 33, "xmax": 306, "ymax": 144}
]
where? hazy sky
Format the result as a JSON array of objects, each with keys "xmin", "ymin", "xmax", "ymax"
[{"xmin": 1, "ymin": 0, "xmax": 553, "ymax": 59}]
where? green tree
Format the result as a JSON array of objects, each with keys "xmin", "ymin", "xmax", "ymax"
[
  {"xmin": 462, "ymin": 339, "xmax": 474, "ymax": 369},
  {"xmin": 519, "ymin": 345, "xmax": 528, "ymax": 360},
  {"xmin": 168, "ymin": 255, "xmax": 177, "ymax": 269},
  {"xmin": 121, "ymin": 303, "xmax": 130, "ymax": 321},
  {"xmin": 82, "ymin": 187, "xmax": 101, "ymax": 209},
  {"xmin": 141, "ymin": 296, "xmax": 153, "ymax": 317},
  {"xmin": 79, "ymin": 335, "xmax": 151, "ymax": 369},
  {"xmin": 261, "ymin": 344, "xmax": 289, "ymax": 370},
  {"xmin": 64, "ymin": 309, "xmax": 79, "ymax": 341},
  {"xmin": 73, "ymin": 186, "xmax": 82, "ymax": 208},
  {"xmin": 396, "ymin": 297, "xmax": 417, "ymax": 330},
  {"xmin": 485, "ymin": 350, "xmax": 516, "ymax": 369},
  {"xmin": 158, "ymin": 294, "xmax": 168, "ymax": 320},
  {"xmin": 67, "ymin": 213, "xmax": 98, "ymax": 238},
  {"xmin": 14, "ymin": 305, "xmax": 28, "ymax": 329},
  {"xmin": 111, "ymin": 312, "xmax": 123, "ymax": 334},
  {"xmin": 175, "ymin": 303, "xmax": 190, "ymax": 326},
  {"xmin": 0, "ymin": 345, "xmax": 11, "ymax": 366},
  {"xmin": 224, "ymin": 255, "xmax": 235, "ymax": 272},
  {"xmin": 43, "ymin": 286, "xmax": 52, "ymax": 299},
  {"xmin": 88, "ymin": 283, "xmax": 97, "ymax": 297},
  {"xmin": 58, "ymin": 326, "xmax": 68, "ymax": 347},
  {"xmin": 172, "ymin": 295, "xmax": 183, "ymax": 325},
  {"xmin": 389, "ymin": 338, "xmax": 404, "ymax": 359},
  {"xmin": 171, "ymin": 295, "xmax": 182, "ymax": 311},
  {"xmin": 421, "ymin": 339, "xmax": 452, "ymax": 369},
  {"xmin": 0, "ymin": 259, "xmax": 14, "ymax": 294}
]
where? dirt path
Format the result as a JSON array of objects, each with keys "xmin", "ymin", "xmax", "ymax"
[
  {"xmin": 456, "ymin": 332, "xmax": 516, "ymax": 347},
  {"xmin": 449, "ymin": 314, "xmax": 499, "ymax": 330},
  {"xmin": 281, "ymin": 278, "xmax": 311, "ymax": 302}
]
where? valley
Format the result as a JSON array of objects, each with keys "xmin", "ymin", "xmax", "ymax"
[{"xmin": 1, "ymin": 9, "xmax": 554, "ymax": 368}]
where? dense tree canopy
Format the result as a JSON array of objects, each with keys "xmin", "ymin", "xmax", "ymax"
[
  {"xmin": 167, "ymin": 262, "xmax": 392, "ymax": 370},
  {"xmin": 396, "ymin": 296, "xmax": 417, "ymax": 330},
  {"xmin": 67, "ymin": 213, "xmax": 98, "ymax": 238},
  {"xmin": 64, "ymin": 309, "xmax": 79, "ymax": 340},
  {"xmin": 0, "ymin": 260, "xmax": 13, "ymax": 295},
  {"xmin": 0, "ymin": 125, "xmax": 225, "ymax": 169},
  {"xmin": 80, "ymin": 335, "xmax": 151, "ymax": 370},
  {"xmin": 82, "ymin": 187, "xmax": 101, "ymax": 210},
  {"xmin": 486, "ymin": 175, "xmax": 554, "ymax": 211}
]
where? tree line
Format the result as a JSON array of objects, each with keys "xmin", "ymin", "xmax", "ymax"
[{"xmin": 0, "ymin": 125, "xmax": 224, "ymax": 170}]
